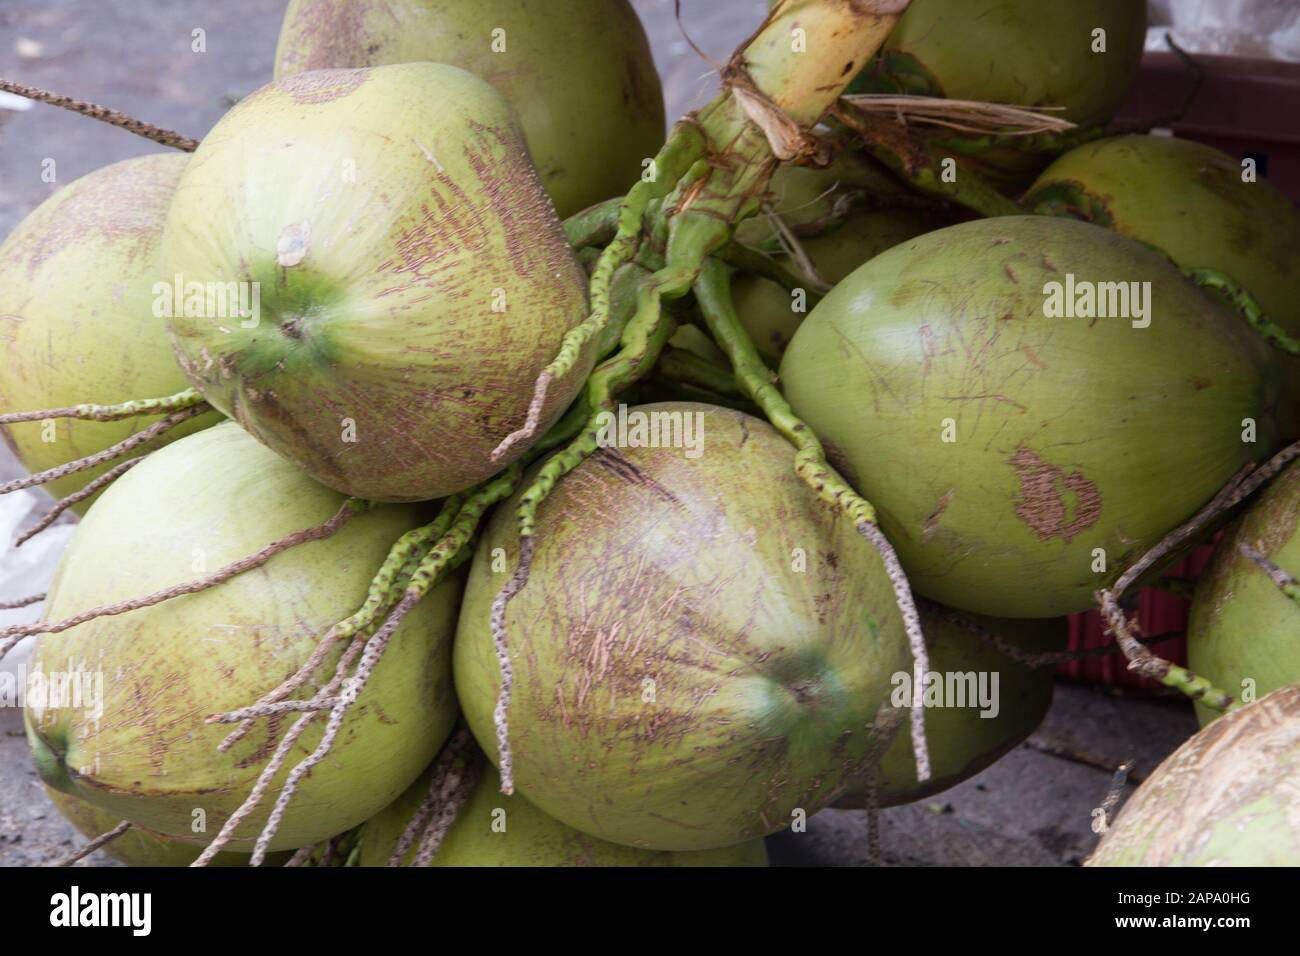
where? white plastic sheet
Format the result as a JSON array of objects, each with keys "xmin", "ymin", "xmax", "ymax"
[{"xmin": 1148, "ymin": 0, "xmax": 1300, "ymax": 61}]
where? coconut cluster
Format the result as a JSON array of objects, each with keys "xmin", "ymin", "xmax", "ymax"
[{"xmin": 1, "ymin": 0, "xmax": 1296, "ymax": 869}]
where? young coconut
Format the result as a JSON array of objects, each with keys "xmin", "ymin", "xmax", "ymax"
[
  {"xmin": 1187, "ymin": 459, "xmax": 1300, "ymax": 726},
  {"xmin": 834, "ymin": 605, "xmax": 1066, "ymax": 809},
  {"xmin": 273, "ymin": 0, "xmax": 666, "ymax": 220},
  {"xmin": 25, "ymin": 422, "xmax": 461, "ymax": 853},
  {"xmin": 162, "ymin": 63, "xmax": 595, "ymax": 502},
  {"xmin": 779, "ymin": 216, "xmax": 1281, "ymax": 618},
  {"xmin": 355, "ymin": 754, "xmax": 768, "ymax": 867},
  {"xmin": 1088, "ymin": 685, "xmax": 1300, "ymax": 867},
  {"xmin": 0, "ymin": 155, "xmax": 218, "ymax": 513},
  {"xmin": 42, "ymin": 786, "xmax": 291, "ymax": 867},
  {"xmin": 455, "ymin": 403, "xmax": 914, "ymax": 852},
  {"xmin": 1025, "ymin": 134, "xmax": 1300, "ymax": 434},
  {"xmin": 850, "ymin": 0, "xmax": 1148, "ymax": 191},
  {"xmin": 732, "ymin": 206, "xmax": 945, "ymax": 366}
]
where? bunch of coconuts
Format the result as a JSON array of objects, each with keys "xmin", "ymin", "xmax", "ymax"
[{"xmin": 0, "ymin": 0, "xmax": 1295, "ymax": 869}]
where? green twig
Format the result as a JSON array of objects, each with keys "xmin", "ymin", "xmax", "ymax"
[
  {"xmin": 831, "ymin": 103, "xmax": 1022, "ymax": 219},
  {"xmin": 693, "ymin": 257, "xmax": 931, "ymax": 783}
]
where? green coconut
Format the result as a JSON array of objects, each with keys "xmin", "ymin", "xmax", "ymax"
[
  {"xmin": 42, "ymin": 786, "xmax": 290, "ymax": 867},
  {"xmin": 780, "ymin": 216, "xmax": 1281, "ymax": 618},
  {"xmin": 455, "ymin": 402, "xmax": 912, "ymax": 851},
  {"xmin": 835, "ymin": 605, "xmax": 1065, "ymax": 808},
  {"xmin": 1088, "ymin": 685, "xmax": 1300, "ymax": 866},
  {"xmin": 852, "ymin": 0, "xmax": 1147, "ymax": 191},
  {"xmin": 162, "ymin": 63, "xmax": 594, "ymax": 503},
  {"xmin": 728, "ymin": 150, "xmax": 946, "ymax": 365},
  {"xmin": 732, "ymin": 148, "xmax": 913, "ymax": 251},
  {"xmin": 273, "ymin": 0, "xmax": 665, "ymax": 219},
  {"xmin": 1187, "ymin": 460, "xmax": 1299, "ymax": 726},
  {"xmin": 1026, "ymin": 134, "xmax": 1300, "ymax": 434},
  {"xmin": 25, "ymin": 422, "xmax": 460, "ymax": 852},
  {"xmin": 734, "ymin": 208, "xmax": 944, "ymax": 366},
  {"xmin": 0, "ymin": 154, "xmax": 220, "ymax": 509},
  {"xmin": 356, "ymin": 761, "xmax": 768, "ymax": 867}
]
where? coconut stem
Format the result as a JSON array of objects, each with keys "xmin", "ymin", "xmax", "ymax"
[
  {"xmin": 654, "ymin": 346, "xmax": 744, "ymax": 399},
  {"xmin": 499, "ymin": 0, "xmax": 907, "ymax": 460},
  {"xmin": 716, "ymin": 239, "xmax": 828, "ymax": 298},
  {"xmin": 50, "ymin": 821, "xmax": 132, "ymax": 867},
  {"xmin": 1185, "ymin": 267, "xmax": 1300, "ymax": 357},
  {"xmin": 491, "ymin": 268, "xmax": 687, "ymax": 793},
  {"xmin": 489, "ymin": 127, "xmax": 710, "ymax": 463},
  {"xmin": 0, "ymin": 386, "xmax": 205, "ymax": 425},
  {"xmin": 0, "ymin": 498, "xmax": 368, "ymax": 661},
  {"xmin": 1238, "ymin": 543, "xmax": 1300, "ymax": 608},
  {"xmin": 1111, "ymin": 440, "xmax": 1300, "ymax": 600},
  {"xmin": 831, "ymin": 102, "xmax": 1023, "ymax": 218},
  {"xmin": 0, "ymin": 79, "xmax": 199, "ymax": 151},
  {"xmin": 14, "ymin": 456, "xmax": 146, "ymax": 548},
  {"xmin": 564, "ymin": 198, "xmax": 622, "ymax": 251},
  {"xmin": 693, "ymin": 258, "xmax": 931, "ymax": 782},
  {"xmin": 514, "ymin": 268, "xmax": 687, "ymax": 539},
  {"xmin": 0, "ymin": 404, "xmax": 209, "ymax": 496}
]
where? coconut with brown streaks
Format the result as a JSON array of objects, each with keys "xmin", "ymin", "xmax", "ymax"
[
  {"xmin": 272, "ymin": 0, "xmax": 665, "ymax": 219},
  {"xmin": 0, "ymin": 154, "xmax": 220, "ymax": 510},
  {"xmin": 162, "ymin": 63, "xmax": 594, "ymax": 502},
  {"xmin": 780, "ymin": 216, "xmax": 1281, "ymax": 618},
  {"xmin": 454, "ymin": 403, "xmax": 912, "ymax": 851}
]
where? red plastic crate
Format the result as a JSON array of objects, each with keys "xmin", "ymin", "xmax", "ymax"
[{"xmin": 1060, "ymin": 51, "xmax": 1300, "ymax": 688}]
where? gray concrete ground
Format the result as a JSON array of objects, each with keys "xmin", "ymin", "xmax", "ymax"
[{"xmin": 0, "ymin": 0, "xmax": 1197, "ymax": 867}]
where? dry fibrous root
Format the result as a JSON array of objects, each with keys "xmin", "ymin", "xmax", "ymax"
[
  {"xmin": 0, "ymin": 388, "xmax": 210, "ymax": 528},
  {"xmin": 1024, "ymin": 736, "xmax": 1147, "ymax": 785},
  {"xmin": 384, "ymin": 726, "xmax": 482, "ymax": 867},
  {"xmin": 918, "ymin": 597, "xmax": 1182, "ymax": 669},
  {"xmin": 14, "ymin": 457, "xmax": 146, "ymax": 548},
  {"xmin": 1096, "ymin": 439, "xmax": 1300, "ymax": 709},
  {"xmin": 0, "ymin": 403, "xmax": 208, "ymax": 498},
  {"xmin": 1095, "ymin": 759, "xmax": 1137, "ymax": 834},
  {"xmin": 284, "ymin": 844, "xmax": 319, "ymax": 868},
  {"xmin": 0, "ymin": 497, "xmax": 370, "ymax": 663},
  {"xmin": 1238, "ymin": 542, "xmax": 1300, "ymax": 608},
  {"xmin": 195, "ymin": 469, "xmax": 522, "ymax": 867},
  {"xmin": 842, "ymin": 94, "xmax": 1074, "ymax": 138},
  {"xmin": 0, "ymin": 79, "xmax": 198, "ymax": 151},
  {"xmin": 858, "ymin": 705, "xmax": 907, "ymax": 868},
  {"xmin": 50, "ymin": 821, "xmax": 132, "ymax": 868}
]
